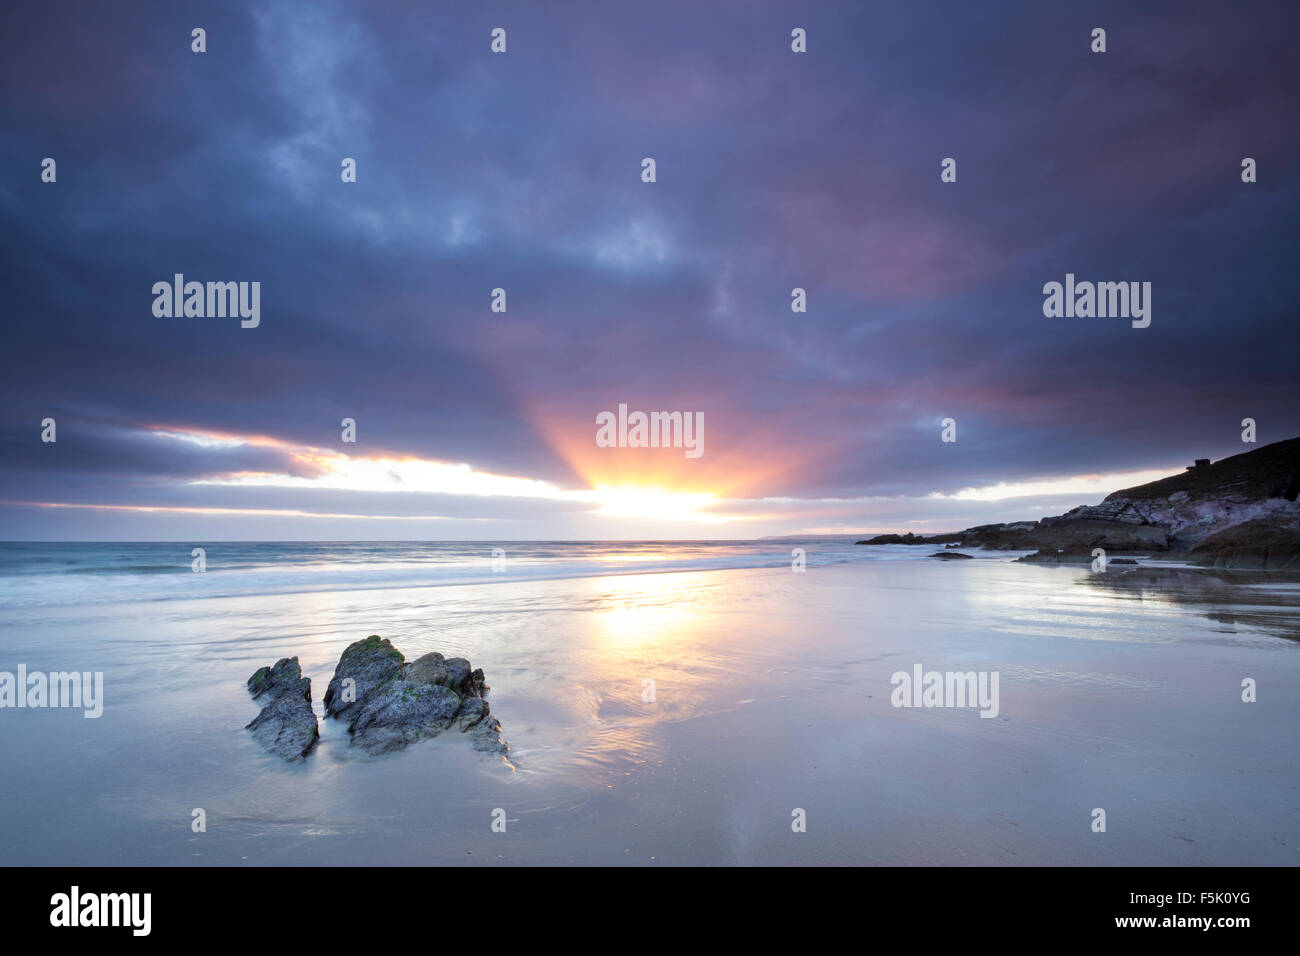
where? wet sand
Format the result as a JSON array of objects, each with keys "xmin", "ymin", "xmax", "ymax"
[{"xmin": 0, "ymin": 553, "xmax": 1296, "ymax": 865}]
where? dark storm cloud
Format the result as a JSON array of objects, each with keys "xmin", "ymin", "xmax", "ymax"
[
  {"xmin": 2, "ymin": 0, "xmax": 1298, "ymax": 533},
  {"xmin": 0, "ymin": 421, "xmax": 317, "ymax": 481}
]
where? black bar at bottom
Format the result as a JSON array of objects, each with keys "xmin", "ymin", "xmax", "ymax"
[{"xmin": 4, "ymin": 865, "xmax": 1283, "ymax": 941}]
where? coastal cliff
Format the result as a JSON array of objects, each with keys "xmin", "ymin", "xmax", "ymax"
[{"xmin": 857, "ymin": 437, "xmax": 1300, "ymax": 569}]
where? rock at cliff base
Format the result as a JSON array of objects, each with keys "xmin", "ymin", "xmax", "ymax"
[{"xmin": 1188, "ymin": 518, "xmax": 1300, "ymax": 570}]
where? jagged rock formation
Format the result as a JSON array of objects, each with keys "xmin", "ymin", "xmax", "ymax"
[
  {"xmin": 324, "ymin": 636, "xmax": 508, "ymax": 756},
  {"xmin": 246, "ymin": 657, "xmax": 319, "ymax": 761},
  {"xmin": 322, "ymin": 634, "xmax": 405, "ymax": 724},
  {"xmin": 857, "ymin": 437, "xmax": 1300, "ymax": 569}
]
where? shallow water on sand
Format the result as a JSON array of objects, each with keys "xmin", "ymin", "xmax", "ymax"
[{"xmin": 0, "ymin": 543, "xmax": 1297, "ymax": 865}]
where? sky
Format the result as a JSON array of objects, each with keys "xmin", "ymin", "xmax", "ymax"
[{"xmin": 1, "ymin": 0, "xmax": 1298, "ymax": 541}]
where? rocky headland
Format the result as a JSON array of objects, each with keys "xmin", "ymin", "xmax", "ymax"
[{"xmin": 857, "ymin": 436, "xmax": 1300, "ymax": 570}]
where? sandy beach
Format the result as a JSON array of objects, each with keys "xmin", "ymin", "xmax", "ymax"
[{"xmin": 1, "ymin": 542, "xmax": 1295, "ymax": 866}]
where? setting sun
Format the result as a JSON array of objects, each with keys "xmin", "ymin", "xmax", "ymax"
[{"xmin": 589, "ymin": 486, "xmax": 725, "ymax": 523}]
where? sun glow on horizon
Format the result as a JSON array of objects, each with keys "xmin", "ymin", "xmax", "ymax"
[
  {"xmin": 61, "ymin": 424, "xmax": 1183, "ymax": 531},
  {"xmin": 587, "ymin": 485, "xmax": 726, "ymax": 523},
  {"xmin": 155, "ymin": 425, "xmax": 736, "ymax": 524}
]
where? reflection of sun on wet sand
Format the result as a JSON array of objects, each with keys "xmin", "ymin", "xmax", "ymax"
[{"xmin": 1083, "ymin": 565, "xmax": 1300, "ymax": 642}]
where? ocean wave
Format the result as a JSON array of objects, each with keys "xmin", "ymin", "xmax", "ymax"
[{"xmin": 0, "ymin": 540, "xmax": 936, "ymax": 608}]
